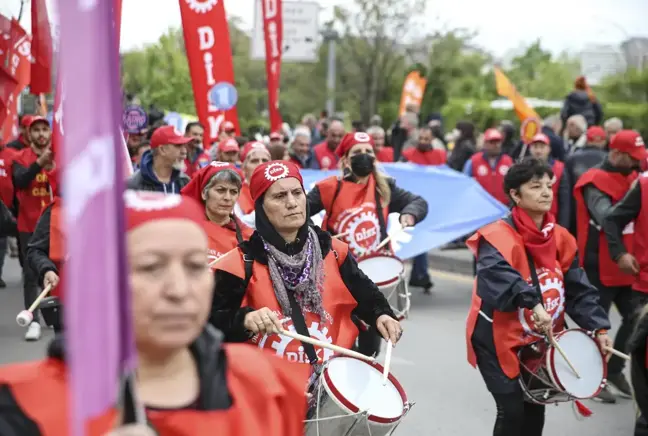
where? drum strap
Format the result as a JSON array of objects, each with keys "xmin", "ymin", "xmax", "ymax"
[
  {"xmin": 286, "ymin": 291, "xmax": 319, "ymax": 365},
  {"xmin": 525, "ymin": 250, "xmax": 544, "ymax": 306}
]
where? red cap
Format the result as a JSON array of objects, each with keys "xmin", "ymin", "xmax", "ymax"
[
  {"xmin": 220, "ymin": 121, "xmax": 235, "ymax": 133},
  {"xmin": 180, "ymin": 161, "xmax": 242, "ymax": 204},
  {"xmin": 609, "ymin": 130, "xmax": 646, "ymax": 161},
  {"xmin": 249, "ymin": 161, "xmax": 304, "ymax": 203},
  {"xmin": 335, "ymin": 132, "xmax": 374, "ymax": 158},
  {"xmin": 150, "ymin": 125, "xmax": 192, "ymax": 149},
  {"xmin": 28, "ymin": 116, "xmax": 50, "ymax": 129},
  {"xmin": 269, "ymin": 132, "xmax": 282, "ymax": 140},
  {"xmin": 218, "ymin": 137, "xmax": 240, "ymax": 153},
  {"xmin": 586, "ymin": 126, "xmax": 606, "ymax": 142},
  {"xmin": 483, "ymin": 128, "xmax": 503, "ymax": 142},
  {"xmin": 124, "ymin": 190, "xmax": 206, "ymax": 232},
  {"xmin": 241, "ymin": 141, "xmax": 270, "ymax": 162},
  {"xmin": 530, "ymin": 133, "xmax": 549, "ymax": 145},
  {"xmin": 21, "ymin": 115, "xmax": 34, "ymax": 128}
]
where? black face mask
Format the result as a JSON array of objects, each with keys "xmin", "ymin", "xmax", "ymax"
[{"xmin": 350, "ymin": 153, "xmax": 375, "ymax": 177}]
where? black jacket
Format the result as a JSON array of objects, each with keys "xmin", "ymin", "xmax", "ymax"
[
  {"xmin": 560, "ymin": 90, "xmax": 603, "ymax": 127},
  {"xmin": 471, "ymin": 217, "xmax": 611, "ymax": 346},
  {"xmin": 447, "ymin": 139, "xmax": 476, "ymax": 172},
  {"xmin": 125, "ymin": 150, "xmax": 190, "ymax": 194},
  {"xmin": 554, "ymin": 160, "xmax": 572, "ymax": 229},
  {"xmin": 26, "ymin": 203, "xmax": 57, "ymax": 287},
  {"xmin": 565, "ymin": 147, "xmax": 608, "ymax": 234},
  {"xmin": 630, "ymin": 311, "xmax": 648, "ymax": 421},
  {"xmin": 0, "ymin": 326, "xmax": 233, "ymax": 435},
  {"xmin": 210, "ymin": 225, "xmax": 396, "ymax": 342},
  {"xmin": 6, "ymin": 137, "xmax": 26, "ymax": 151},
  {"xmin": 307, "ymin": 176, "xmax": 428, "ymax": 242},
  {"xmin": 602, "ymin": 179, "xmax": 642, "ymax": 261}
]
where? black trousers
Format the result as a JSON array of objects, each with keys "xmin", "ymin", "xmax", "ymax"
[
  {"xmin": 18, "ymin": 232, "xmax": 40, "ymax": 323},
  {"xmin": 637, "ymin": 414, "xmax": 648, "ymax": 436},
  {"xmin": 587, "ymin": 269, "xmax": 648, "ymax": 375}
]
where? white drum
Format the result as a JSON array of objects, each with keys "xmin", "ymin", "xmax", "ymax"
[
  {"xmin": 305, "ymin": 356, "xmax": 412, "ymax": 436},
  {"xmin": 519, "ymin": 329, "xmax": 606, "ymax": 404},
  {"xmin": 357, "ymin": 255, "xmax": 410, "ymax": 320}
]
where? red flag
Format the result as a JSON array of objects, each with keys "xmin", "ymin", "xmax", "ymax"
[
  {"xmin": 262, "ymin": 0, "xmax": 283, "ymax": 133},
  {"xmin": 30, "ymin": 0, "xmax": 53, "ymax": 95},
  {"xmin": 0, "ymin": 66, "xmax": 18, "ymax": 126},
  {"xmin": 0, "ymin": 14, "xmax": 12, "ymax": 64},
  {"xmin": 179, "ymin": 0, "xmax": 240, "ymax": 147},
  {"xmin": 113, "ymin": 0, "xmax": 123, "ymax": 46},
  {"xmin": 1, "ymin": 20, "xmax": 31, "ymax": 144}
]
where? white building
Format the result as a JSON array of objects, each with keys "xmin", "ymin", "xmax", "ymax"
[{"xmin": 579, "ymin": 44, "xmax": 626, "ymax": 85}]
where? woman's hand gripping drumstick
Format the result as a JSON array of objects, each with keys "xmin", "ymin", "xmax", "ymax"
[
  {"xmin": 382, "ymin": 340, "xmax": 393, "ymax": 386},
  {"xmin": 373, "ymin": 223, "xmax": 412, "ymax": 253},
  {"xmin": 279, "ymin": 329, "xmax": 375, "ymax": 362},
  {"xmin": 532, "ymin": 305, "xmax": 580, "ymax": 378},
  {"xmin": 16, "ymin": 284, "xmax": 53, "ymax": 327},
  {"xmin": 604, "ymin": 347, "xmax": 630, "ymax": 361}
]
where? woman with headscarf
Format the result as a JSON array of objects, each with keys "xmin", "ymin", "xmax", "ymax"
[
  {"xmin": 211, "ymin": 161, "xmax": 403, "ymax": 366},
  {"xmin": 0, "ymin": 191, "xmax": 309, "ymax": 435},
  {"xmin": 234, "ymin": 141, "xmax": 271, "ymax": 229},
  {"xmin": 465, "ymin": 158, "xmax": 611, "ymax": 436},
  {"xmin": 181, "ymin": 161, "xmax": 253, "ymax": 267}
]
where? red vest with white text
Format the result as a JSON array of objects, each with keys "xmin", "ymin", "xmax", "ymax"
[{"xmin": 470, "ymin": 152, "xmax": 512, "ymax": 206}]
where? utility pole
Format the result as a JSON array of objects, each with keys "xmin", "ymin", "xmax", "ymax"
[{"xmin": 321, "ymin": 27, "xmax": 339, "ymax": 117}]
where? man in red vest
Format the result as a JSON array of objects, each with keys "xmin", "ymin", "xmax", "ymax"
[
  {"xmin": 462, "ymin": 128, "xmax": 513, "ymax": 206},
  {"xmin": 400, "ymin": 126, "xmax": 447, "ymax": 166},
  {"xmin": 527, "ymin": 133, "xmax": 570, "ymax": 227},
  {"xmin": 574, "ymin": 129, "xmax": 646, "ymax": 402},
  {"xmin": 312, "ymin": 119, "xmax": 345, "ymax": 170}
]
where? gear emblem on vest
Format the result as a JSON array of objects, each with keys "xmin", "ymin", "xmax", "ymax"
[
  {"xmin": 260, "ymin": 321, "xmax": 334, "ymax": 363},
  {"xmin": 264, "ymin": 162, "xmax": 289, "ymax": 181},
  {"xmin": 347, "ymin": 211, "xmax": 381, "ymax": 255},
  {"xmin": 321, "ymin": 156, "xmax": 332, "ymax": 169},
  {"xmin": 477, "ymin": 165, "xmax": 488, "ymax": 176},
  {"xmin": 185, "ymin": 0, "xmax": 218, "ymax": 13},
  {"xmin": 499, "ymin": 165, "xmax": 510, "ymax": 176},
  {"xmin": 519, "ymin": 275, "xmax": 565, "ymax": 338}
]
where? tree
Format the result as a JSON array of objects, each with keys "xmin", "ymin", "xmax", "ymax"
[{"xmin": 598, "ymin": 68, "xmax": 648, "ymax": 103}]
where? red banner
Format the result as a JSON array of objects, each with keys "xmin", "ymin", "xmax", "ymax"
[
  {"xmin": 179, "ymin": 0, "xmax": 239, "ymax": 147},
  {"xmin": 1, "ymin": 20, "xmax": 31, "ymax": 144},
  {"xmin": 114, "ymin": 0, "xmax": 123, "ymax": 45},
  {"xmin": 262, "ymin": 0, "xmax": 283, "ymax": 133},
  {"xmin": 30, "ymin": 0, "xmax": 53, "ymax": 95}
]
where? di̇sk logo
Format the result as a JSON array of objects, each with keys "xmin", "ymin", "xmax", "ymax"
[
  {"xmin": 264, "ymin": 162, "xmax": 289, "ymax": 181},
  {"xmin": 540, "ymin": 222, "xmax": 554, "ymax": 238},
  {"xmin": 185, "ymin": 0, "xmax": 218, "ymax": 13},
  {"xmin": 124, "ymin": 191, "xmax": 182, "ymax": 211},
  {"xmin": 340, "ymin": 208, "xmax": 381, "ymax": 255},
  {"xmin": 320, "ymin": 156, "xmax": 332, "ymax": 169},
  {"xmin": 519, "ymin": 273, "xmax": 565, "ymax": 338},
  {"xmin": 353, "ymin": 132, "xmax": 371, "ymax": 143},
  {"xmin": 259, "ymin": 321, "xmax": 334, "ymax": 363},
  {"xmin": 477, "ymin": 165, "xmax": 489, "ymax": 176}
]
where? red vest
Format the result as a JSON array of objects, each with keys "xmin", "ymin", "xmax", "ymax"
[
  {"xmin": 470, "ymin": 152, "xmax": 512, "ymax": 206},
  {"xmin": 0, "ymin": 345, "xmax": 309, "ymax": 436},
  {"xmin": 465, "ymin": 220, "xmax": 577, "ymax": 378},
  {"xmin": 634, "ymin": 177, "xmax": 648, "ymax": 293},
  {"xmin": 402, "ymin": 148, "xmax": 447, "ymax": 166},
  {"xmin": 204, "ymin": 217, "xmax": 253, "ymax": 269},
  {"xmin": 574, "ymin": 168, "xmax": 637, "ymax": 287},
  {"xmin": 313, "ymin": 142, "xmax": 338, "ymax": 170},
  {"xmin": 216, "ymin": 239, "xmax": 359, "ymax": 364},
  {"xmin": 289, "ymin": 155, "xmax": 303, "ymax": 168},
  {"xmin": 237, "ymin": 183, "xmax": 255, "ymax": 214},
  {"xmin": 550, "ymin": 160, "xmax": 565, "ymax": 217},
  {"xmin": 184, "ymin": 150, "xmax": 211, "ymax": 179},
  {"xmin": 15, "ymin": 147, "xmax": 52, "ymax": 232},
  {"xmin": 375, "ymin": 147, "xmax": 394, "ymax": 163},
  {"xmin": 49, "ymin": 200, "xmax": 65, "ymax": 299},
  {"xmin": 0, "ymin": 146, "xmax": 16, "ymax": 207},
  {"xmin": 317, "ymin": 175, "xmax": 390, "ymax": 259}
]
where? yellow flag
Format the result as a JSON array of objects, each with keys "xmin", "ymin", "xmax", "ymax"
[
  {"xmin": 399, "ymin": 71, "xmax": 427, "ymax": 116},
  {"xmin": 494, "ymin": 67, "xmax": 539, "ymax": 122}
]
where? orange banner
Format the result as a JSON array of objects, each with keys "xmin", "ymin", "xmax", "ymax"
[
  {"xmin": 398, "ymin": 71, "xmax": 426, "ymax": 116},
  {"xmin": 494, "ymin": 67, "xmax": 539, "ymax": 122}
]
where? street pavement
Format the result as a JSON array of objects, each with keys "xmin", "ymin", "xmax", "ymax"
[{"xmin": 0, "ymin": 256, "xmax": 635, "ymax": 435}]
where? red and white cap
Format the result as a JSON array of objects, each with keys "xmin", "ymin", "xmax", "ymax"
[
  {"xmin": 335, "ymin": 132, "xmax": 374, "ymax": 158},
  {"xmin": 220, "ymin": 121, "xmax": 235, "ymax": 133},
  {"xmin": 610, "ymin": 130, "xmax": 646, "ymax": 161},
  {"xmin": 483, "ymin": 128, "xmax": 503, "ymax": 142},
  {"xmin": 218, "ymin": 137, "xmax": 240, "ymax": 153},
  {"xmin": 249, "ymin": 161, "xmax": 304, "ymax": 202},
  {"xmin": 149, "ymin": 125, "xmax": 192, "ymax": 149},
  {"xmin": 125, "ymin": 190, "xmax": 206, "ymax": 232},
  {"xmin": 28, "ymin": 115, "xmax": 50, "ymax": 129},
  {"xmin": 530, "ymin": 133, "xmax": 550, "ymax": 145},
  {"xmin": 241, "ymin": 141, "xmax": 270, "ymax": 162}
]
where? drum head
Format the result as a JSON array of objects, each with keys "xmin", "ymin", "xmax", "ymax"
[
  {"xmin": 357, "ymin": 256, "xmax": 404, "ymax": 286},
  {"xmin": 324, "ymin": 356, "xmax": 405, "ymax": 422},
  {"xmin": 549, "ymin": 330, "xmax": 604, "ymax": 399}
]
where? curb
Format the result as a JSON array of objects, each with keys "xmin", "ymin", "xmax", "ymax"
[{"xmin": 426, "ymin": 249, "xmax": 474, "ymax": 277}]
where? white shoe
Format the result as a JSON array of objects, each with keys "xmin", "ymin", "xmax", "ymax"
[{"xmin": 24, "ymin": 322, "xmax": 41, "ymax": 341}]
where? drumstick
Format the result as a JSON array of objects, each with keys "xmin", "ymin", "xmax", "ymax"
[
  {"xmin": 548, "ymin": 335, "xmax": 581, "ymax": 379},
  {"xmin": 333, "ymin": 230, "xmax": 351, "ymax": 239},
  {"xmin": 279, "ymin": 329, "xmax": 375, "ymax": 362},
  {"xmin": 604, "ymin": 347, "xmax": 631, "ymax": 361},
  {"xmin": 16, "ymin": 284, "xmax": 53, "ymax": 327},
  {"xmin": 208, "ymin": 257, "xmax": 220, "ymax": 267},
  {"xmin": 374, "ymin": 225, "xmax": 409, "ymax": 252},
  {"xmin": 382, "ymin": 340, "xmax": 393, "ymax": 386}
]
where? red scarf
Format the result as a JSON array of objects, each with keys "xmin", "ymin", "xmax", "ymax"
[{"xmin": 511, "ymin": 206, "xmax": 557, "ymax": 270}]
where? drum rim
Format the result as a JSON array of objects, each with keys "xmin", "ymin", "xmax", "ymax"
[
  {"xmin": 357, "ymin": 254, "xmax": 404, "ymax": 287},
  {"xmin": 322, "ymin": 355, "xmax": 408, "ymax": 424},
  {"xmin": 547, "ymin": 328, "xmax": 606, "ymax": 399}
]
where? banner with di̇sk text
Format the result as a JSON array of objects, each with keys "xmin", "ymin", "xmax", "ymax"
[{"xmin": 262, "ymin": 0, "xmax": 283, "ymax": 133}]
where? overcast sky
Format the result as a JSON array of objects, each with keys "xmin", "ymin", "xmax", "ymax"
[{"xmin": 1, "ymin": 0, "xmax": 646, "ymax": 57}]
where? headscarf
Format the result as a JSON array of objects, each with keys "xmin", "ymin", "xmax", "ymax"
[
  {"xmin": 248, "ymin": 161, "xmax": 303, "ymax": 202},
  {"xmin": 180, "ymin": 161, "xmax": 241, "ymax": 204},
  {"xmin": 124, "ymin": 190, "xmax": 205, "ymax": 233},
  {"xmin": 335, "ymin": 132, "xmax": 374, "ymax": 158}
]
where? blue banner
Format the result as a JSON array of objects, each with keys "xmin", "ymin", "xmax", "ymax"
[{"xmin": 301, "ymin": 163, "xmax": 508, "ymax": 259}]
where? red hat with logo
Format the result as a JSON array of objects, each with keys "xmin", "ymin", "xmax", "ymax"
[
  {"xmin": 241, "ymin": 141, "xmax": 270, "ymax": 162},
  {"xmin": 530, "ymin": 133, "xmax": 550, "ymax": 145},
  {"xmin": 218, "ymin": 137, "xmax": 240, "ymax": 154},
  {"xmin": 149, "ymin": 125, "xmax": 192, "ymax": 149},
  {"xmin": 180, "ymin": 161, "xmax": 242, "ymax": 204},
  {"xmin": 335, "ymin": 132, "xmax": 374, "ymax": 158},
  {"xmin": 586, "ymin": 126, "xmax": 606, "ymax": 142},
  {"xmin": 609, "ymin": 130, "xmax": 646, "ymax": 161},
  {"xmin": 124, "ymin": 190, "xmax": 206, "ymax": 232},
  {"xmin": 483, "ymin": 128, "xmax": 503, "ymax": 142},
  {"xmin": 27, "ymin": 116, "xmax": 50, "ymax": 129},
  {"xmin": 220, "ymin": 121, "xmax": 235, "ymax": 133},
  {"xmin": 249, "ymin": 161, "xmax": 304, "ymax": 202}
]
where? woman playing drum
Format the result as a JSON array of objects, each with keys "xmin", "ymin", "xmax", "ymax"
[
  {"xmin": 306, "ymin": 132, "xmax": 427, "ymax": 356},
  {"xmin": 465, "ymin": 158, "xmax": 612, "ymax": 436},
  {"xmin": 211, "ymin": 161, "xmax": 403, "ymax": 366},
  {"xmin": 234, "ymin": 141, "xmax": 271, "ymax": 229},
  {"xmin": 0, "ymin": 191, "xmax": 309, "ymax": 435},
  {"xmin": 181, "ymin": 161, "xmax": 253, "ymax": 267}
]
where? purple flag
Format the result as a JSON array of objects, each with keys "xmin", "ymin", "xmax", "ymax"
[{"xmin": 59, "ymin": 0, "xmax": 135, "ymax": 434}]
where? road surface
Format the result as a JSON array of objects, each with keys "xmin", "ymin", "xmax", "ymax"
[{"xmin": 0, "ymin": 257, "xmax": 635, "ymax": 435}]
